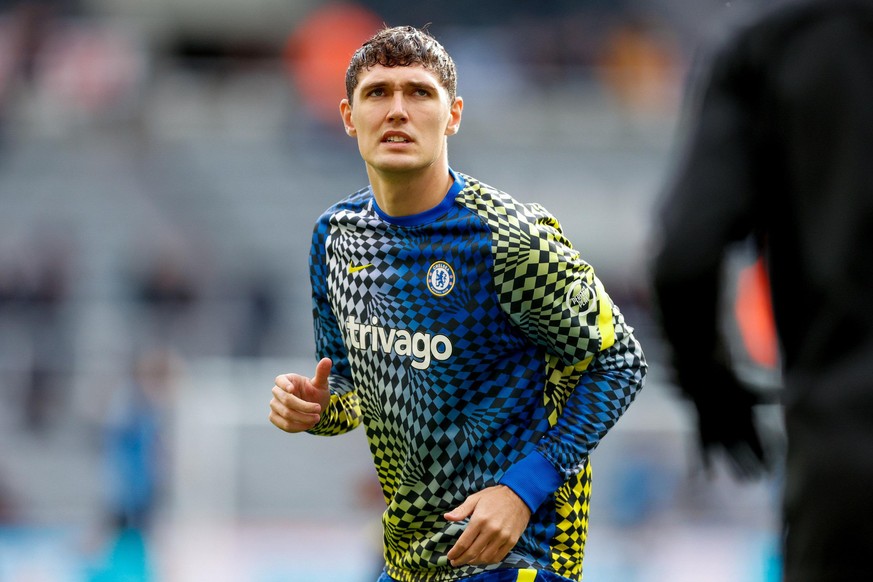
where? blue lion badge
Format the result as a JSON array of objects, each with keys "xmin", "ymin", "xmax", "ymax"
[{"xmin": 427, "ymin": 261, "xmax": 455, "ymax": 296}]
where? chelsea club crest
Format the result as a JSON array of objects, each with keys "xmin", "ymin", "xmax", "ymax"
[{"xmin": 427, "ymin": 261, "xmax": 455, "ymax": 296}]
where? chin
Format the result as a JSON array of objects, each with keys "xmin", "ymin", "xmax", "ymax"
[{"xmin": 370, "ymin": 158, "xmax": 424, "ymax": 174}]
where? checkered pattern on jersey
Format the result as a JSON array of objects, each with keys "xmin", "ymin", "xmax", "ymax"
[
  {"xmin": 551, "ymin": 462, "xmax": 592, "ymax": 579},
  {"xmin": 305, "ymin": 177, "xmax": 646, "ymax": 582},
  {"xmin": 538, "ymin": 332, "xmax": 647, "ymax": 477},
  {"xmin": 309, "ymin": 187, "xmax": 558, "ymax": 581},
  {"xmin": 456, "ymin": 174, "xmax": 646, "ymax": 579},
  {"xmin": 455, "ymin": 176, "xmax": 605, "ymax": 365},
  {"xmin": 308, "ymin": 187, "xmax": 371, "ymax": 436}
]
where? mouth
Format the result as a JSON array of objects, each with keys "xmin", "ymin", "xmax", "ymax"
[{"xmin": 381, "ymin": 132, "xmax": 412, "ymax": 144}]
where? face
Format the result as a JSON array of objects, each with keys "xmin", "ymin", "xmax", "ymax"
[{"xmin": 340, "ymin": 64, "xmax": 463, "ymax": 177}]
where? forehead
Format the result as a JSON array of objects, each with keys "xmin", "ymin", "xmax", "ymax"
[{"xmin": 354, "ymin": 64, "xmax": 445, "ymax": 93}]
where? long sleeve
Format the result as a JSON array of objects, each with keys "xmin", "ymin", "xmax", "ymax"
[
  {"xmin": 306, "ymin": 212, "xmax": 363, "ymax": 436},
  {"xmin": 309, "ymin": 173, "xmax": 649, "ymax": 579},
  {"xmin": 481, "ymin": 197, "xmax": 647, "ymax": 510}
]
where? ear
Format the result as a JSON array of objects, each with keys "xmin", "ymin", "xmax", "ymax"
[
  {"xmin": 445, "ymin": 96, "xmax": 463, "ymax": 136},
  {"xmin": 340, "ymin": 99, "xmax": 356, "ymax": 136}
]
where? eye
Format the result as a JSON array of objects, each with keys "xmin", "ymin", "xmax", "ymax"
[
  {"xmin": 367, "ymin": 87, "xmax": 385, "ymax": 97},
  {"xmin": 414, "ymin": 88, "xmax": 431, "ymax": 97}
]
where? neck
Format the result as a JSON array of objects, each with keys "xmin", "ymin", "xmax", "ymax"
[{"xmin": 367, "ymin": 162, "xmax": 453, "ymax": 217}]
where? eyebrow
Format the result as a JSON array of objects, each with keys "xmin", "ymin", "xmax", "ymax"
[{"xmin": 358, "ymin": 77, "xmax": 441, "ymax": 95}]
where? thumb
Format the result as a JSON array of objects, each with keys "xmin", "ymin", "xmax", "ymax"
[
  {"xmin": 311, "ymin": 357, "xmax": 332, "ymax": 390},
  {"xmin": 444, "ymin": 495, "xmax": 477, "ymax": 522}
]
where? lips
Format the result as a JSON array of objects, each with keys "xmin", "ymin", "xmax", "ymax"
[{"xmin": 381, "ymin": 131, "xmax": 412, "ymax": 143}]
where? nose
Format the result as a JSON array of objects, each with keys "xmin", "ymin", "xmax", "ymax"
[{"xmin": 387, "ymin": 93, "xmax": 408, "ymax": 122}]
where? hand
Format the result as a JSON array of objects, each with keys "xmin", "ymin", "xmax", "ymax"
[
  {"xmin": 444, "ymin": 485, "xmax": 531, "ymax": 567},
  {"xmin": 269, "ymin": 357, "xmax": 332, "ymax": 433},
  {"xmin": 686, "ymin": 363, "xmax": 771, "ymax": 480}
]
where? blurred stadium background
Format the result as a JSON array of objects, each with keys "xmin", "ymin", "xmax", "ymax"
[{"xmin": 0, "ymin": 1, "xmax": 784, "ymax": 580}]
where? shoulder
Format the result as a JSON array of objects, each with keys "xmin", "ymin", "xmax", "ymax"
[
  {"xmin": 312, "ymin": 186, "xmax": 374, "ymax": 235},
  {"xmin": 455, "ymin": 173, "xmax": 559, "ymax": 234},
  {"xmin": 318, "ymin": 186, "xmax": 373, "ymax": 221}
]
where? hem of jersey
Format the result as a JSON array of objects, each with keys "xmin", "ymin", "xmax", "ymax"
[
  {"xmin": 383, "ymin": 564, "xmax": 493, "ymax": 582},
  {"xmin": 372, "ymin": 169, "xmax": 465, "ymax": 226},
  {"xmin": 498, "ymin": 450, "xmax": 563, "ymax": 512},
  {"xmin": 382, "ymin": 566, "xmax": 575, "ymax": 582}
]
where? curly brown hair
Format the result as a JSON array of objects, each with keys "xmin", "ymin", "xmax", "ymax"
[{"xmin": 345, "ymin": 25, "xmax": 457, "ymax": 103}]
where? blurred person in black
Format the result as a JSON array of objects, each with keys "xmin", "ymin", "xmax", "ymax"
[{"xmin": 651, "ymin": 1, "xmax": 873, "ymax": 580}]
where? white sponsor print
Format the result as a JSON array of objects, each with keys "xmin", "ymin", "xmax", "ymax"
[{"xmin": 344, "ymin": 315, "xmax": 453, "ymax": 370}]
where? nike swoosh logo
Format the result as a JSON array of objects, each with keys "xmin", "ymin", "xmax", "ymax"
[{"xmin": 348, "ymin": 263, "xmax": 374, "ymax": 273}]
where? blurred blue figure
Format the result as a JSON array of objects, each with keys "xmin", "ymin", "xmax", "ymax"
[
  {"xmin": 91, "ymin": 349, "xmax": 178, "ymax": 581},
  {"xmin": 103, "ymin": 350, "xmax": 174, "ymax": 531},
  {"xmin": 85, "ymin": 528, "xmax": 152, "ymax": 582}
]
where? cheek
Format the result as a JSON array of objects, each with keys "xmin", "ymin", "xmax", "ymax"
[
  {"xmin": 425, "ymin": 111, "xmax": 451, "ymax": 133},
  {"xmin": 350, "ymin": 108, "xmax": 376, "ymax": 132}
]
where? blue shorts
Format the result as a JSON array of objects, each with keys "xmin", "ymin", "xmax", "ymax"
[{"xmin": 377, "ymin": 569, "xmax": 573, "ymax": 582}]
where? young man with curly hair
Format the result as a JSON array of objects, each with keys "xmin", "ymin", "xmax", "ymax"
[{"xmin": 270, "ymin": 25, "xmax": 646, "ymax": 582}]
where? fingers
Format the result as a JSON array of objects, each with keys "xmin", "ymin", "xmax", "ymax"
[
  {"xmin": 311, "ymin": 357, "xmax": 332, "ymax": 389},
  {"xmin": 268, "ymin": 407, "xmax": 317, "ymax": 433},
  {"xmin": 445, "ymin": 495, "xmax": 478, "ymax": 565},
  {"xmin": 446, "ymin": 515, "xmax": 516, "ymax": 567},
  {"xmin": 272, "ymin": 376, "xmax": 322, "ymax": 414},
  {"xmin": 445, "ymin": 491, "xmax": 517, "ymax": 567},
  {"xmin": 445, "ymin": 486, "xmax": 531, "ymax": 567},
  {"xmin": 269, "ymin": 376, "xmax": 322, "ymax": 433},
  {"xmin": 725, "ymin": 441, "xmax": 769, "ymax": 480},
  {"xmin": 444, "ymin": 496, "xmax": 475, "ymax": 522}
]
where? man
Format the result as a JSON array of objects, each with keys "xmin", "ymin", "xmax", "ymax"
[
  {"xmin": 270, "ymin": 26, "xmax": 646, "ymax": 582},
  {"xmin": 651, "ymin": 1, "xmax": 873, "ymax": 580}
]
